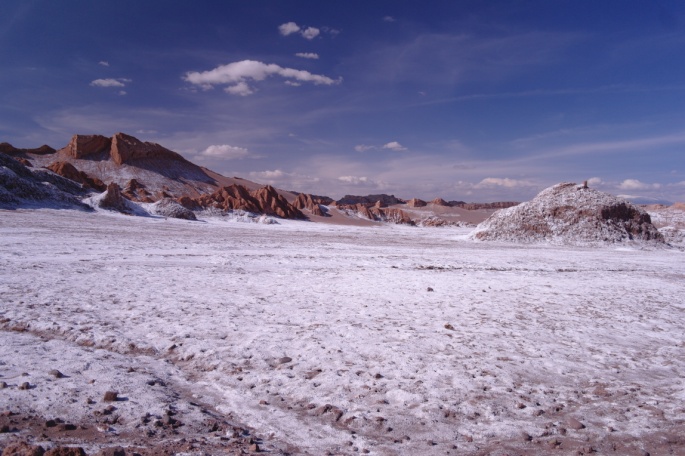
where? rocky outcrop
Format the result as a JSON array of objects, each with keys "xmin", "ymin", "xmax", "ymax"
[
  {"xmin": 46, "ymin": 161, "xmax": 106, "ymax": 191},
  {"xmin": 0, "ymin": 142, "xmax": 56, "ymax": 156},
  {"xmin": 430, "ymin": 198, "xmax": 450, "ymax": 206},
  {"xmin": 122, "ymin": 179, "xmax": 153, "ymax": 202},
  {"xmin": 190, "ymin": 184, "xmax": 305, "ymax": 219},
  {"xmin": 0, "ymin": 152, "xmax": 90, "ymax": 209},
  {"xmin": 407, "ymin": 198, "xmax": 427, "ymax": 208},
  {"xmin": 98, "ymin": 183, "xmax": 131, "ymax": 213},
  {"xmin": 471, "ymin": 182, "xmax": 664, "ymax": 244},
  {"xmin": 293, "ymin": 193, "xmax": 329, "ymax": 217},
  {"xmin": 335, "ymin": 194, "xmax": 405, "ymax": 206},
  {"xmin": 110, "ymin": 132, "xmax": 189, "ymax": 165},
  {"xmin": 61, "ymin": 135, "xmax": 111, "ymax": 159},
  {"xmin": 340, "ymin": 203, "xmax": 414, "ymax": 225},
  {"xmin": 151, "ymin": 198, "xmax": 197, "ymax": 220}
]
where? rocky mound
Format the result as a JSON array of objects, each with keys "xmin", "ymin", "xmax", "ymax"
[
  {"xmin": 406, "ymin": 198, "xmax": 427, "ymax": 208},
  {"xmin": 46, "ymin": 161, "xmax": 106, "ymax": 191},
  {"xmin": 470, "ymin": 182, "xmax": 664, "ymax": 245},
  {"xmin": 337, "ymin": 203, "xmax": 414, "ymax": 225},
  {"xmin": 151, "ymin": 198, "xmax": 197, "ymax": 220},
  {"xmin": 0, "ymin": 152, "xmax": 90, "ymax": 210},
  {"xmin": 96, "ymin": 183, "xmax": 132, "ymax": 213},
  {"xmin": 187, "ymin": 184, "xmax": 305, "ymax": 219},
  {"xmin": 335, "ymin": 194, "xmax": 405, "ymax": 207}
]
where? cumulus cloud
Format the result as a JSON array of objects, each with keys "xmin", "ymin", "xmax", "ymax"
[
  {"xmin": 338, "ymin": 175, "xmax": 369, "ymax": 184},
  {"xmin": 279, "ymin": 22, "xmax": 326, "ymax": 40},
  {"xmin": 301, "ymin": 27, "xmax": 320, "ymax": 40},
  {"xmin": 225, "ymin": 81, "xmax": 254, "ymax": 96},
  {"xmin": 295, "ymin": 52, "xmax": 319, "ymax": 59},
  {"xmin": 98, "ymin": 61, "xmax": 109, "ymax": 67},
  {"xmin": 278, "ymin": 22, "xmax": 300, "ymax": 36},
  {"xmin": 618, "ymin": 179, "xmax": 661, "ymax": 190},
  {"xmin": 90, "ymin": 78, "xmax": 131, "ymax": 88},
  {"xmin": 199, "ymin": 144, "xmax": 251, "ymax": 160},
  {"xmin": 587, "ymin": 177, "xmax": 603, "ymax": 186},
  {"xmin": 382, "ymin": 141, "xmax": 407, "ymax": 151},
  {"xmin": 183, "ymin": 60, "xmax": 341, "ymax": 96},
  {"xmin": 476, "ymin": 177, "xmax": 534, "ymax": 188}
]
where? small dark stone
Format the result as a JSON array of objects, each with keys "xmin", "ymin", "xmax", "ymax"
[
  {"xmin": 0, "ymin": 424, "xmax": 10, "ymax": 433},
  {"xmin": 444, "ymin": 323, "xmax": 455, "ymax": 331},
  {"xmin": 427, "ymin": 287, "xmax": 434, "ymax": 292},
  {"xmin": 103, "ymin": 391, "xmax": 118, "ymax": 402},
  {"xmin": 58, "ymin": 423, "xmax": 77, "ymax": 431},
  {"xmin": 0, "ymin": 381, "xmax": 8, "ymax": 389},
  {"xmin": 19, "ymin": 382, "xmax": 31, "ymax": 390},
  {"xmin": 374, "ymin": 373, "xmax": 383, "ymax": 379},
  {"xmin": 567, "ymin": 417, "xmax": 586, "ymax": 430},
  {"xmin": 44, "ymin": 447, "xmax": 86, "ymax": 456},
  {"xmin": 45, "ymin": 419, "xmax": 57, "ymax": 427},
  {"xmin": 48, "ymin": 369, "xmax": 64, "ymax": 379},
  {"xmin": 277, "ymin": 357, "xmax": 292, "ymax": 364}
]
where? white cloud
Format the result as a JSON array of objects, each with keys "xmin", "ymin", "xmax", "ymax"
[
  {"xmin": 90, "ymin": 78, "xmax": 130, "ymax": 88},
  {"xmin": 118, "ymin": 90, "xmax": 127, "ymax": 96},
  {"xmin": 383, "ymin": 16, "xmax": 395, "ymax": 22},
  {"xmin": 476, "ymin": 177, "xmax": 534, "ymax": 188},
  {"xmin": 295, "ymin": 52, "xmax": 319, "ymax": 59},
  {"xmin": 618, "ymin": 179, "xmax": 661, "ymax": 190},
  {"xmin": 354, "ymin": 144, "xmax": 376, "ymax": 152},
  {"xmin": 224, "ymin": 81, "xmax": 254, "ymax": 96},
  {"xmin": 301, "ymin": 27, "xmax": 320, "ymax": 40},
  {"xmin": 672, "ymin": 181, "xmax": 685, "ymax": 187},
  {"xmin": 284, "ymin": 81, "xmax": 301, "ymax": 87},
  {"xmin": 200, "ymin": 144, "xmax": 250, "ymax": 160},
  {"xmin": 338, "ymin": 175, "xmax": 368, "ymax": 184},
  {"xmin": 251, "ymin": 169, "xmax": 286, "ymax": 179},
  {"xmin": 278, "ymin": 22, "xmax": 300, "ymax": 36},
  {"xmin": 587, "ymin": 177, "xmax": 603, "ymax": 186},
  {"xmin": 98, "ymin": 61, "xmax": 109, "ymax": 67},
  {"xmin": 382, "ymin": 141, "xmax": 407, "ymax": 151},
  {"xmin": 184, "ymin": 60, "xmax": 341, "ymax": 96}
]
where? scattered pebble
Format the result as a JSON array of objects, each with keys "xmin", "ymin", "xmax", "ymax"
[
  {"xmin": 103, "ymin": 391, "xmax": 118, "ymax": 402},
  {"xmin": 444, "ymin": 323, "xmax": 455, "ymax": 331},
  {"xmin": 19, "ymin": 382, "xmax": 31, "ymax": 390},
  {"xmin": 48, "ymin": 369, "xmax": 64, "ymax": 379},
  {"xmin": 427, "ymin": 287, "xmax": 434, "ymax": 292}
]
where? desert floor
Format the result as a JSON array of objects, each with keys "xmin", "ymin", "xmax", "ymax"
[{"xmin": 1, "ymin": 209, "xmax": 684, "ymax": 455}]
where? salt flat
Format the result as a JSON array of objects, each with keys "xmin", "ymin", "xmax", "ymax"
[{"xmin": 1, "ymin": 209, "xmax": 684, "ymax": 455}]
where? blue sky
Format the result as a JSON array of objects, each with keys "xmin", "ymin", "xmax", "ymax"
[{"xmin": 2, "ymin": 0, "xmax": 685, "ymax": 202}]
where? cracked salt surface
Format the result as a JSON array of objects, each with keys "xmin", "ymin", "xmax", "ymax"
[{"xmin": 1, "ymin": 209, "xmax": 684, "ymax": 455}]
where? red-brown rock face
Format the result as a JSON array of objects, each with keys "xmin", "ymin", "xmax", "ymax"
[
  {"xmin": 122, "ymin": 178, "xmax": 154, "ymax": 202},
  {"xmin": 46, "ymin": 161, "xmax": 106, "ymax": 191},
  {"xmin": 430, "ymin": 198, "xmax": 450, "ymax": 206},
  {"xmin": 62, "ymin": 135, "xmax": 111, "ymax": 159},
  {"xmin": 110, "ymin": 132, "xmax": 188, "ymax": 165},
  {"xmin": 293, "ymin": 193, "xmax": 327, "ymax": 217},
  {"xmin": 407, "ymin": 198, "xmax": 427, "ymax": 208},
  {"xmin": 191, "ymin": 184, "xmax": 305, "ymax": 219}
]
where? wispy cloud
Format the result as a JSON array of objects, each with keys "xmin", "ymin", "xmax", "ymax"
[
  {"xmin": 98, "ymin": 61, "xmax": 109, "ymax": 67},
  {"xmin": 382, "ymin": 141, "xmax": 407, "ymax": 151},
  {"xmin": 383, "ymin": 16, "xmax": 395, "ymax": 23},
  {"xmin": 475, "ymin": 177, "xmax": 535, "ymax": 188},
  {"xmin": 295, "ymin": 52, "xmax": 319, "ymax": 59},
  {"xmin": 198, "ymin": 144, "xmax": 252, "ymax": 160},
  {"xmin": 354, "ymin": 141, "xmax": 408, "ymax": 152},
  {"xmin": 90, "ymin": 78, "xmax": 131, "ymax": 88},
  {"xmin": 183, "ymin": 60, "xmax": 341, "ymax": 96}
]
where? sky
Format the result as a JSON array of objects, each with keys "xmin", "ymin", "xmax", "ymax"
[{"xmin": 2, "ymin": 0, "xmax": 685, "ymax": 203}]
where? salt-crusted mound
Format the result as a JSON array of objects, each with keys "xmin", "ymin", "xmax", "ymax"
[
  {"xmin": 151, "ymin": 198, "xmax": 197, "ymax": 220},
  {"xmin": 470, "ymin": 182, "xmax": 664, "ymax": 245}
]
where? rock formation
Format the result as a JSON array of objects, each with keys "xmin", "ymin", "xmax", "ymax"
[
  {"xmin": 335, "ymin": 194, "xmax": 405, "ymax": 206},
  {"xmin": 188, "ymin": 184, "xmax": 305, "ymax": 219},
  {"xmin": 293, "ymin": 193, "xmax": 329, "ymax": 217},
  {"xmin": 0, "ymin": 142, "xmax": 56, "ymax": 156},
  {"xmin": 61, "ymin": 134, "xmax": 112, "ymax": 159},
  {"xmin": 430, "ymin": 198, "xmax": 450, "ymax": 206},
  {"xmin": 0, "ymin": 152, "xmax": 90, "ymax": 209},
  {"xmin": 110, "ymin": 132, "xmax": 189, "ymax": 165},
  {"xmin": 339, "ymin": 203, "xmax": 414, "ymax": 225},
  {"xmin": 407, "ymin": 198, "xmax": 427, "ymax": 208},
  {"xmin": 470, "ymin": 182, "xmax": 664, "ymax": 244},
  {"xmin": 46, "ymin": 161, "xmax": 106, "ymax": 191},
  {"xmin": 97, "ymin": 183, "xmax": 131, "ymax": 213},
  {"xmin": 122, "ymin": 179, "xmax": 153, "ymax": 202}
]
